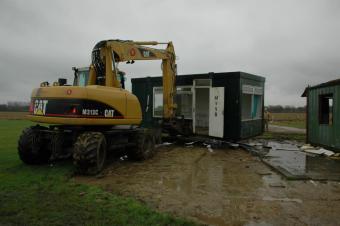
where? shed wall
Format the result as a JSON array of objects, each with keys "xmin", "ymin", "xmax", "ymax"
[
  {"xmin": 239, "ymin": 73, "xmax": 265, "ymax": 139},
  {"xmin": 308, "ymin": 85, "xmax": 340, "ymax": 150},
  {"xmin": 132, "ymin": 72, "xmax": 265, "ymax": 140},
  {"xmin": 212, "ymin": 74, "xmax": 241, "ymax": 139}
]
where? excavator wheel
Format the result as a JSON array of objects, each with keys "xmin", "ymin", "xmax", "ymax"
[
  {"xmin": 129, "ymin": 129, "xmax": 155, "ymax": 160},
  {"xmin": 73, "ymin": 132, "xmax": 107, "ymax": 175},
  {"xmin": 18, "ymin": 126, "xmax": 50, "ymax": 164}
]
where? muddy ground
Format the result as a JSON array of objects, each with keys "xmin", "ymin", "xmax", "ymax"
[
  {"xmin": 268, "ymin": 124, "xmax": 306, "ymax": 134},
  {"xmin": 76, "ymin": 146, "xmax": 340, "ymax": 226}
]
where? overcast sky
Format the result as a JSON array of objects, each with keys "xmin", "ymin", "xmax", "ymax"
[{"xmin": 1, "ymin": 0, "xmax": 340, "ymax": 106}]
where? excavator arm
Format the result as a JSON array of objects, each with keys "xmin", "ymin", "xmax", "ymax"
[{"xmin": 88, "ymin": 40, "xmax": 177, "ymax": 120}]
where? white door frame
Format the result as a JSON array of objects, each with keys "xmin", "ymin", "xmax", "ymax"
[{"xmin": 192, "ymin": 79, "xmax": 212, "ymax": 134}]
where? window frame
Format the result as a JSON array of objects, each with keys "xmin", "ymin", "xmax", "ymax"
[
  {"xmin": 152, "ymin": 86, "xmax": 194, "ymax": 119},
  {"xmin": 318, "ymin": 93, "xmax": 334, "ymax": 125},
  {"xmin": 153, "ymin": 87, "xmax": 164, "ymax": 118},
  {"xmin": 175, "ymin": 86, "xmax": 193, "ymax": 119},
  {"xmin": 194, "ymin": 79, "xmax": 211, "ymax": 87},
  {"xmin": 241, "ymin": 85, "xmax": 263, "ymax": 121}
]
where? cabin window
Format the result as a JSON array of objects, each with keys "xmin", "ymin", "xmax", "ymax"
[
  {"xmin": 78, "ymin": 72, "xmax": 87, "ymax": 86},
  {"xmin": 176, "ymin": 87, "xmax": 192, "ymax": 119},
  {"xmin": 319, "ymin": 94, "xmax": 333, "ymax": 125},
  {"xmin": 241, "ymin": 85, "xmax": 263, "ymax": 121},
  {"xmin": 252, "ymin": 95, "xmax": 263, "ymax": 119},
  {"xmin": 74, "ymin": 70, "xmax": 89, "ymax": 86},
  {"xmin": 194, "ymin": 79, "xmax": 211, "ymax": 87},
  {"xmin": 153, "ymin": 87, "xmax": 163, "ymax": 117},
  {"xmin": 242, "ymin": 94, "xmax": 252, "ymax": 120},
  {"xmin": 153, "ymin": 86, "xmax": 193, "ymax": 119}
]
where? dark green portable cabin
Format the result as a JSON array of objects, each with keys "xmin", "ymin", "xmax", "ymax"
[
  {"xmin": 302, "ymin": 79, "xmax": 340, "ymax": 151},
  {"xmin": 132, "ymin": 71, "xmax": 265, "ymax": 140}
]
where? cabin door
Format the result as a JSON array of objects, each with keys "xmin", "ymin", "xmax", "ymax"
[{"xmin": 208, "ymin": 87, "xmax": 224, "ymax": 138}]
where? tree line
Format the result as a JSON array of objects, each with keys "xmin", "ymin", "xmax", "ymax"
[
  {"xmin": 0, "ymin": 102, "xmax": 29, "ymax": 112},
  {"xmin": 266, "ymin": 105, "xmax": 305, "ymax": 113}
]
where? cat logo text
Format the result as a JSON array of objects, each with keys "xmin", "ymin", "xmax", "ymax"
[{"xmin": 33, "ymin": 100, "xmax": 48, "ymax": 115}]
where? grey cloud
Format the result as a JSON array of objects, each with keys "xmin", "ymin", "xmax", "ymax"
[{"xmin": 1, "ymin": 0, "xmax": 340, "ymax": 106}]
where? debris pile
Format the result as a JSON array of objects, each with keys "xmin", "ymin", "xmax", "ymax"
[
  {"xmin": 300, "ymin": 144, "xmax": 340, "ymax": 159},
  {"xmin": 239, "ymin": 139, "xmax": 340, "ymax": 181}
]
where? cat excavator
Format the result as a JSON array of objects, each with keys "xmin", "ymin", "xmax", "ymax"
[{"xmin": 18, "ymin": 39, "xmax": 177, "ymax": 174}]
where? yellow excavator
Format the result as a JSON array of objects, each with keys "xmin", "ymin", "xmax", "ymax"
[{"xmin": 18, "ymin": 39, "xmax": 177, "ymax": 174}]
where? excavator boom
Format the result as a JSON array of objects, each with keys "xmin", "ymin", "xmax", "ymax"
[{"xmin": 89, "ymin": 40, "xmax": 177, "ymax": 119}]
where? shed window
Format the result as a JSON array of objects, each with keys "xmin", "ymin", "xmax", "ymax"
[
  {"xmin": 194, "ymin": 79, "xmax": 211, "ymax": 87},
  {"xmin": 153, "ymin": 87, "xmax": 163, "ymax": 117},
  {"xmin": 253, "ymin": 95, "xmax": 263, "ymax": 118},
  {"xmin": 153, "ymin": 86, "xmax": 193, "ymax": 119},
  {"xmin": 319, "ymin": 94, "xmax": 333, "ymax": 125},
  {"xmin": 242, "ymin": 94, "xmax": 252, "ymax": 119},
  {"xmin": 241, "ymin": 85, "xmax": 263, "ymax": 121},
  {"xmin": 176, "ymin": 87, "xmax": 192, "ymax": 119}
]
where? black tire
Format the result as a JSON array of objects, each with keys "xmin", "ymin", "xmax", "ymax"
[
  {"xmin": 129, "ymin": 130, "xmax": 155, "ymax": 160},
  {"xmin": 18, "ymin": 127, "xmax": 50, "ymax": 164},
  {"xmin": 73, "ymin": 132, "xmax": 107, "ymax": 175}
]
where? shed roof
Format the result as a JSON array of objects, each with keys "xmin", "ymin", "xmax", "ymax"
[
  {"xmin": 301, "ymin": 78, "xmax": 340, "ymax": 97},
  {"xmin": 131, "ymin": 71, "xmax": 265, "ymax": 84}
]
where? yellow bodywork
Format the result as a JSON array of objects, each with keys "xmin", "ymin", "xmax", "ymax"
[
  {"xmin": 28, "ymin": 39, "xmax": 176, "ymax": 126},
  {"xmin": 28, "ymin": 86, "xmax": 142, "ymax": 125}
]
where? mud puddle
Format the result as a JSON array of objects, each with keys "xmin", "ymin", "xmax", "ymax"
[{"xmin": 76, "ymin": 145, "xmax": 340, "ymax": 226}]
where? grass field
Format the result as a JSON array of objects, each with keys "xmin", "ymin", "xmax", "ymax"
[
  {"xmin": 270, "ymin": 113, "xmax": 306, "ymax": 129},
  {"xmin": 0, "ymin": 120, "xmax": 195, "ymax": 226}
]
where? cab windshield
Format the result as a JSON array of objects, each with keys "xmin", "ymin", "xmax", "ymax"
[{"xmin": 73, "ymin": 69, "xmax": 89, "ymax": 86}]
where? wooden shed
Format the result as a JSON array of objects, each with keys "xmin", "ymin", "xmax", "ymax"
[
  {"xmin": 302, "ymin": 79, "xmax": 340, "ymax": 151},
  {"xmin": 132, "ymin": 71, "xmax": 265, "ymax": 140}
]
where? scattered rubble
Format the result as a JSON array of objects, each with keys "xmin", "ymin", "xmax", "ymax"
[
  {"xmin": 240, "ymin": 139, "xmax": 340, "ymax": 181},
  {"xmin": 161, "ymin": 135, "xmax": 340, "ymax": 182},
  {"xmin": 301, "ymin": 144, "xmax": 335, "ymax": 156}
]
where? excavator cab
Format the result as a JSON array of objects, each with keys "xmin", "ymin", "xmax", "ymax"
[{"xmin": 72, "ymin": 66, "xmax": 126, "ymax": 88}]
